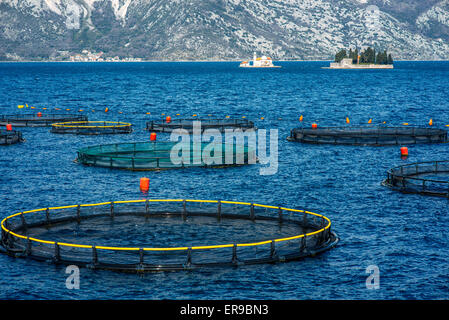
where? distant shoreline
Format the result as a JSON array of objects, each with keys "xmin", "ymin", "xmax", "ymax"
[
  {"xmin": 0, "ymin": 59, "xmax": 324, "ymax": 63},
  {"xmin": 0, "ymin": 60, "xmax": 448, "ymax": 63}
]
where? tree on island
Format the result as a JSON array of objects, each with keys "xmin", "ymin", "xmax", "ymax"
[
  {"xmin": 335, "ymin": 49, "xmax": 348, "ymax": 63},
  {"xmin": 387, "ymin": 53, "xmax": 393, "ymax": 64},
  {"xmin": 360, "ymin": 47, "xmax": 375, "ymax": 63},
  {"xmin": 335, "ymin": 47, "xmax": 393, "ymax": 64},
  {"xmin": 376, "ymin": 50, "xmax": 388, "ymax": 64},
  {"xmin": 350, "ymin": 48, "xmax": 359, "ymax": 64}
]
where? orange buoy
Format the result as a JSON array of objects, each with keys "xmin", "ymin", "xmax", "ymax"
[
  {"xmin": 6, "ymin": 124, "xmax": 12, "ymax": 131},
  {"xmin": 166, "ymin": 116, "xmax": 171, "ymax": 123},
  {"xmin": 429, "ymin": 119, "xmax": 433, "ymax": 126},
  {"xmin": 346, "ymin": 117, "xmax": 350, "ymax": 124},
  {"xmin": 140, "ymin": 177, "xmax": 150, "ymax": 192},
  {"xmin": 299, "ymin": 115, "xmax": 303, "ymax": 122},
  {"xmin": 312, "ymin": 123, "xmax": 318, "ymax": 129},
  {"xmin": 400, "ymin": 147, "xmax": 408, "ymax": 157},
  {"xmin": 150, "ymin": 132, "xmax": 157, "ymax": 141},
  {"xmin": 37, "ymin": 112, "xmax": 42, "ymax": 117},
  {"xmin": 105, "ymin": 107, "xmax": 109, "ymax": 113},
  {"xmin": 368, "ymin": 118, "xmax": 372, "ymax": 124}
]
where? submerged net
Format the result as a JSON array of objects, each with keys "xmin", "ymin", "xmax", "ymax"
[
  {"xmin": 0, "ymin": 199, "xmax": 339, "ymax": 272},
  {"xmin": 0, "ymin": 114, "xmax": 88, "ymax": 127},
  {"xmin": 0, "ymin": 129, "xmax": 23, "ymax": 145},
  {"xmin": 51, "ymin": 121, "xmax": 132, "ymax": 135},
  {"xmin": 383, "ymin": 160, "xmax": 449, "ymax": 197},
  {"xmin": 76, "ymin": 141, "xmax": 256, "ymax": 170},
  {"xmin": 288, "ymin": 126, "xmax": 448, "ymax": 146},
  {"xmin": 146, "ymin": 118, "xmax": 255, "ymax": 133}
]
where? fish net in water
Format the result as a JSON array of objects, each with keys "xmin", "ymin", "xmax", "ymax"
[
  {"xmin": 0, "ymin": 199, "xmax": 339, "ymax": 272},
  {"xmin": 146, "ymin": 118, "xmax": 256, "ymax": 133},
  {"xmin": 0, "ymin": 129, "xmax": 23, "ymax": 145},
  {"xmin": 383, "ymin": 160, "xmax": 449, "ymax": 197},
  {"xmin": 76, "ymin": 141, "xmax": 256, "ymax": 170},
  {"xmin": 0, "ymin": 114, "xmax": 88, "ymax": 127},
  {"xmin": 287, "ymin": 126, "xmax": 448, "ymax": 146}
]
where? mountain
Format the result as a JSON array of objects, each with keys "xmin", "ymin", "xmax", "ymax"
[{"xmin": 1, "ymin": 0, "xmax": 449, "ymax": 61}]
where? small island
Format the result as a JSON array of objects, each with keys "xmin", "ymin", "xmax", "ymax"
[{"xmin": 324, "ymin": 47, "xmax": 394, "ymax": 69}]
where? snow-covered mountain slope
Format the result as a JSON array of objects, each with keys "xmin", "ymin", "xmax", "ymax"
[{"xmin": 1, "ymin": 0, "xmax": 449, "ymax": 60}]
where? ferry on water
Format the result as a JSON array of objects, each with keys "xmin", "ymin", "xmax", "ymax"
[{"xmin": 239, "ymin": 52, "xmax": 281, "ymax": 68}]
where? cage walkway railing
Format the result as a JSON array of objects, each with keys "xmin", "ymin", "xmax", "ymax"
[
  {"xmin": 384, "ymin": 160, "xmax": 449, "ymax": 197},
  {"xmin": 146, "ymin": 118, "xmax": 256, "ymax": 133},
  {"xmin": 0, "ymin": 114, "xmax": 88, "ymax": 127},
  {"xmin": 0, "ymin": 129, "xmax": 24, "ymax": 145},
  {"xmin": 288, "ymin": 126, "xmax": 448, "ymax": 146},
  {"xmin": 0, "ymin": 199, "xmax": 338, "ymax": 272},
  {"xmin": 51, "ymin": 121, "xmax": 132, "ymax": 135},
  {"xmin": 76, "ymin": 141, "xmax": 256, "ymax": 170}
]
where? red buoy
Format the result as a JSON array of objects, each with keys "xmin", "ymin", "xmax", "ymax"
[
  {"xmin": 150, "ymin": 132, "xmax": 157, "ymax": 141},
  {"xmin": 37, "ymin": 112, "xmax": 42, "ymax": 117},
  {"xmin": 6, "ymin": 124, "xmax": 12, "ymax": 131},
  {"xmin": 400, "ymin": 147, "xmax": 408, "ymax": 157},
  {"xmin": 140, "ymin": 177, "xmax": 150, "ymax": 192},
  {"xmin": 312, "ymin": 123, "xmax": 318, "ymax": 129},
  {"xmin": 166, "ymin": 116, "xmax": 171, "ymax": 123}
]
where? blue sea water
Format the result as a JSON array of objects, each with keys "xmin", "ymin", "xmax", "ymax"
[{"xmin": 0, "ymin": 61, "xmax": 449, "ymax": 300}]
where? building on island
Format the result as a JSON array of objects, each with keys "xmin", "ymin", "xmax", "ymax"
[
  {"xmin": 329, "ymin": 58, "xmax": 355, "ymax": 68},
  {"xmin": 240, "ymin": 52, "xmax": 281, "ymax": 68},
  {"xmin": 68, "ymin": 50, "xmax": 143, "ymax": 62}
]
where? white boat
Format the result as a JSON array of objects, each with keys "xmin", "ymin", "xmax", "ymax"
[{"xmin": 239, "ymin": 52, "xmax": 281, "ymax": 68}]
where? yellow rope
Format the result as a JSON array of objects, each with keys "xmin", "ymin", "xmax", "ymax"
[
  {"xmin": 1, "ymin": 199, "xmax": 332, "ymax": 252},
  {"xmin": 51, "ymin": 121, "xmax": 131, "ymax": 128}
]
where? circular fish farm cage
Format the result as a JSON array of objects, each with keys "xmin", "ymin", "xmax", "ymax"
[
  {"xmin": 0, "ymin": 129, "xmax": 24, "ymax": 145},
  {"xmin": 383, "ymin": 160, "xmax": 449, "ymax": 197},
  {"xmin": 0, "ymin": 199, "xmax": 339, "ymax": 272},
  {"xmin": 76, "ymin": 141, "xmax": 256, "ymax": 170},
  {"xmin": 146, "ymin": 118, "xmax": 256, "ymax": 133},
  {"xmin": 287, "ymin": 126, "xmax": 448, "ymax": 146},
  {"xmin": 51, "ymin": 121, "xmax": 132, "ymax": 135},
  {"xmin": 0, "ymin": 114, "xmax": 88, "ymax": 127}
]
